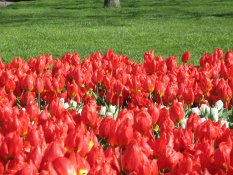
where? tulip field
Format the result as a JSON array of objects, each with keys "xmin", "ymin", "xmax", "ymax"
[{"xmin": 0, "ymin": 48, "xmax": 233, "ymax": 174}]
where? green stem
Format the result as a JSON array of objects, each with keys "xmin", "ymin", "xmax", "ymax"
[
  {"xmin": 38, "ymin": 93, "xmax": 41, "ymax": 113},
  {"xmin": 120, "ymin": 147, "xmax": 124, "ymax": 175},
  {"xmin": 160, "ymin": 95, "xmax": 164, "ymax": 106}
]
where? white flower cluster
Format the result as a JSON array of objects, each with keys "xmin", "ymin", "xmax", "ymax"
[
  {"xmin": 181, "ymin": 100, "xmax": 230, "ymax": 129},
  {"xmin": 60, "ymin": 98, "xmax": 118, "ymax": 118},
  {"xmin": 60, "ymin": 98, "xmax": 82, "ymax": 113},
  {"xmin": 99, "ymin": 105, "xmax": 117, "ymax": 117}
]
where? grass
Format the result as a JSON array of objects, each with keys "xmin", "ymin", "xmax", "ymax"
[{"xmin": 0, "ymin": 0, "xmax": 233, "ymax": 64}]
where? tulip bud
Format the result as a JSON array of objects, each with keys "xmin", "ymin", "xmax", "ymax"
[{"xmin": 182, "ymin": 51, "xmax": 191, "ymax": 63}]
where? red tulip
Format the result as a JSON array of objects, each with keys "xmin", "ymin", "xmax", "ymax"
[
  {"xmin": 195, "ymin": 120, "xmax": 222, "ymax": 142},
  {"xmin": 148, "ymin": 105, "xmax": 160, "ymax": 124},
  {"xmin": 166, "ymin": 56, "xmax": 177, "ymax": 71},
  {"xmin": 186, "ymin": 113, "xmax": 202, "ymax": 132},
  {"xmin": 183, "ymin": 86, "xmax": 195, "ymax": 106},
  {"xmin": 67, "ymin": 80, "xmax": 79, "ymax": 99},
  {"xmin": 52, "ymin": 157, "xmax": 77, "ymax": 175},
  {"xmin": 157, "ymin": 145, "xmax": 181, "ymax": 171},
  {"xmin": 20, "ymin": 91, "xmax": 36, "ymax": 106},
  {"xmin": 143, "ymin": 50, "xmax": 156, "ymax": 75},
  {"xmin": 122, "ymin": 142, "xmax": 142, "ymax": 172},
  {"xmin": 92, "ymin": 70, "xmax": 104, "ymax": 84},
  {"xmin": 25, "ymin": 127, "xmax": 44, "ymax": 148},
  {"xmin": 42, "ymin": 141, "xmax": 65, "ymax": 165},
  {"xmin": 169, "ymin": 101, "xmax": 185, "ymax": 124},
  {"xmin": 213, "ymin": 48, "xmax": 223, "ymax": 60},
  {"xmin": 29, "ymin": 145, "xmax": 43, "ymax": 169},
  {"xmin": 35, "ymin": 77, "xmax": 44, "ymax": 94},
  {"xmin": 199, "ymin": 73, "xmax": 213, "ymax": 94},
  {"xmin": 154, "ymin": 80, "xmax": 167, "ymax": 97},
  {"xmin": 163, "ymin": 83, "xmax": 178, "ymax": 105},
  {"xmin": 216, "ymin": 79, "xmax": 232, "ymax": 103},
  {"xmin": 0, "ymin": 132, "xmax": 23, "ymax": 160},
  {"xmin": 134, "ymin": 110, "xmax": 152, "ymax": 134},
  {"xmin": 39, "ymin": 107, "xmax": 49, "ymax": 125},
  {"xmin": 182, "ymin": 51, "xmax": 191, "ymax": 63},
  {"xmin": 86, "ymin": 146, "xmax": 105, "ymax": 168},
  {"xmin": 81, "ymin": 99, "xmax": 98, "ymax": 128},
  {"xmin": 142, "ymin": 76, "xmax": 155, "ymax": 93},
  {"xmin": 24, "ymin": 74, "xmax": 35, "ymax": 92},
  {"xmin": 36, "ymin": 54, "xmax": 46, "ymax": 73},
  {"xmin": 225, "ymin": 50, "xmax": 233, "ymax": 66},
  {"xmin": 114, "ymin": 117, "xmax": 133, "ymax": 147},
  {"xmin": 26, "ymin": 101, "xmax": 39, "ymax": 121},
  {"xmin": 5, "ymin": 78, "xmax": 16, "ymax": 93},
  {"xmin": 17, "ymin": 162, "xmax": 38, "ymax": 175},
  {"xmin": 214, "ymin": 141, "xmax": 232, "ymax": 171},
  {"xmin": 72, "ymin": 152, "xmax": 90, "ymax": 174},
  {"xmin": 99, "ymin": 116, "xmax": 115, "ymax": 139},
  {"xmin": 49, "ymin": 97, "xmax": 64, "ymax": 117}
]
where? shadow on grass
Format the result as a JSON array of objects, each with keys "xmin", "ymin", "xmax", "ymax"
[{"xmin": 1, "ymin": 0, "xmax": 233, "ymax": 28}]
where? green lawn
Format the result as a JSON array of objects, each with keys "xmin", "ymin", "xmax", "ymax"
[{"xmin": 0, "ymin": 0, "xmax": 233, "ymax": 64}]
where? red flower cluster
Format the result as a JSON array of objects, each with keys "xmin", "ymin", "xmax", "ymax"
[{"xmin": 0, "ymin": 48, "xmax": 232, "ymax": 174}]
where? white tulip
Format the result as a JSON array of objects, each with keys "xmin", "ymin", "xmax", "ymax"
[
  {"xmin": 180, "ymin": 118, "xmax": 188, "ymax": 129},
  {"xmin": 109, "ymin": 105, "xmax": 116, "ymax": 114},
  {"xmin": 106, "ymin": 112, "xmax": 113, "ymax": 117},
  {"xmin": 191, "ymin": 107, "xmax": 200, "ymax": 115},
  {"xmin": 200, "ymin": 104, "xmax": 210, "ymax": 115},
  {"xmin": 70, "ymin": 99, "xmax": 77, "ymax": 109},
  {"xmin": 215, "ymin": 100, "xmax": 224, "ymax": 111},
  {"xmin": 60, "ymin": 98, "xmax": 65, "ymax": 105},
  {"xmin": 221, "ymin": 120, "xmax": 229, "ymax": 128},
  {"xmin": 99, "ymin": 106, "xmax": 107, "ymax": 116},
  {"xmin": 64, "ymin": 102, "xmax": 69, "ymax": 109},
  {"xmin": 78, "ymin": 108, "xmax": 83, "ymax": 114},
  {"xmin": 201, "ymin": 117, "xmax": 206, "ymax": 123},
  {"xmin": 210, "ymin": 107, "xmax": 218, "ymax": 122}
]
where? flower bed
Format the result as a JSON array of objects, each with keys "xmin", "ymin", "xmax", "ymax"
[{"xmin": 0, "ymin": 48, "xmax": 233, "ymax": 174}]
